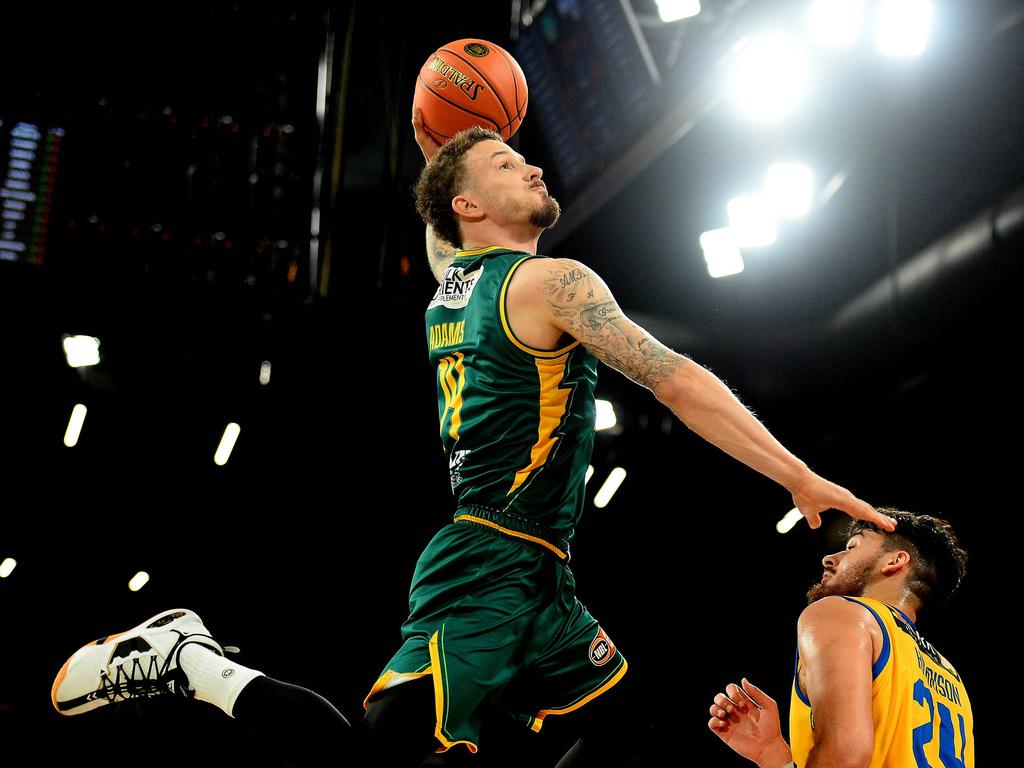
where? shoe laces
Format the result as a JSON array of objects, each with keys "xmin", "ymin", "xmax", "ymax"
[{"xmin": 99, "ymin": 650, "xmax": 170, "ymax": 703}]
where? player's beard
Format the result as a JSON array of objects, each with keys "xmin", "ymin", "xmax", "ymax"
[
  {"xmin": 529, "ymin": 192, "xmax": 561, "ymax": 229},
  {"xmin": 806, "ymin": 554, "xmax": 880, "ymax": 604}
]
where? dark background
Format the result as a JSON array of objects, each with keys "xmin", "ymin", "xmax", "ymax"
[{"xmin": 1, "ymin": 1, "xmax": 1011, "ymax": 764}]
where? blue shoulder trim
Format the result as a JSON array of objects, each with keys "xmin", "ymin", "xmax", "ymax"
[
  {"xmin": 793, "ymin": 647, "xmax": 812, "ymax": 707},
  {"xmin": 840, "ymin": 596, "xmax": 891, "ymax": 679}
]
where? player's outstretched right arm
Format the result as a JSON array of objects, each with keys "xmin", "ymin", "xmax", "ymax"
[{"xmin": 525, "ymin": 257, "xmax": 895, "ymax": 531}]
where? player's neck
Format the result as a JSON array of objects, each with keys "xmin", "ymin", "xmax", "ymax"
[
  {"xmin": 461, "ymin": 223, "xmax": 541, "ymax": 255},
  {"xmin": 862, "ymin": 584, "xmax": 919, "ymax": 623}
]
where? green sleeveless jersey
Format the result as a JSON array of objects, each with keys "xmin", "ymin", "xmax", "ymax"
[{"xmin": 425, "ymin": 245, "xmax": 598, "ymax": 543}]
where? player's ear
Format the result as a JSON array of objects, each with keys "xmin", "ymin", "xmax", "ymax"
[
  {"xmin": 452, "ymin": 193, "xmax": 485, "ymax": 222},
  {"xmin": 879, "ymin": 549, "xmax": 912, "ymax": 576}
]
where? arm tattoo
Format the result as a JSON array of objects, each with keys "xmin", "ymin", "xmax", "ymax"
[
  {"xmin": 542, "ymin": 262, "xmax": 685, "ymax": 390},
  {"xmin": 425, "ymin": 226, "xmax": 457, "ymax": 283},
  {"xmin": 580, "ymin": 302, "xmax": 618, "ymax": 331}
]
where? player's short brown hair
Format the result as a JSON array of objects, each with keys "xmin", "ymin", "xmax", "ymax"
[
  {"xmin": 414, "ymin": 126, "xmax": 503, "ymax": 249},
  {"xmin": 848, "ymin": 509, "xmax": 968, "ymax": 609}
]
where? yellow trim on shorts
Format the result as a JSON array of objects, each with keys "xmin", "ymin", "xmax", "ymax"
[
  {"xmin": 429, "ymin": 627, "xmax": 479, "ymax": 754},
  {"xmin": 530, "ymin": 658, "xmax": 629, "ymax": 733},
  {"xmin": 453, "ymin": 514, "xmax": 568, "ymax": 560},
  {"xmin": 499, "ymin": 256, "xmax": 580, "ymax": 358},
  {"xmin": 362, "ymin": 667, "xmax": 432, "ymax": 711}
]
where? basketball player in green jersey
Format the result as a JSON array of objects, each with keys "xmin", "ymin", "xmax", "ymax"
[
  {"xmin": 400, "ymin": 110, "xmax": 897, "ymax": 764},
  {"xmin": 49, "ymin": 113, "xmax": 898, "ymax": 768},
  {"xmin": 706, "ymin": 510, "xmax": 972, "ymax": 768}
]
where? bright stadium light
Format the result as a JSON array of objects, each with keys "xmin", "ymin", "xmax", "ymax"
[
  {"xmin": 595, "ymin": 399, "xmax": 617, "ymax": 431},
  {"xmin": 727, "ymin": 195, "xmax": 778, "ymax": 247},
  {"xmin": 62, "ymin": 335, "xmax": 100, "ymax": 368},
  {"xmin": 765, "ymin": 163, "xmax": 814, "ymax": 218},
  {"xmin": 64, "ymin": 404, "xmax": 87, "ymax": 447},
  {"xmin": 0, "ymin": 558, "xmax": 16, "ymax": 578},
  {"xmin": 214, "ymin": 422, "xmax": 241, "ymax": 466},
  {"xmin": 877, "ymin": 0, "xmax": 933, "ymax": 57},
  {"xmin": 808, "ymin": 0, "xmax": 864, "ymax": 48},
  {"xmin": 128, "ymin": 571, "xmax": 150, "ymax": 592},
  {"xmin": 594, "ymin": 467, "xmax": 627, "ymax": 509},
  {"xmin": 776, "ymin": 507, "xmax": 804, "ymax": 534},
  {"xmin": 585, "ymin": 465, "xmax": 595, "ymax": 485},
  {"xmin": 259, "ymin": 361, "xmax": 272, "ymax": 385},
  {"xmin": 729, "ymin": 33, "xmax": 808, "ymax": 122},
  {"xmin": 656, "ymin": 0, "xmax": 701, "ymax": 22},
  {"xmin": 700, "ymin": 228, "xmax": 745, "ymax": 279}
]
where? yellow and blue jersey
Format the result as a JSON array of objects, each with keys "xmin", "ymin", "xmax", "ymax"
[{"xmin": 790, "ymin": 595, "xmax": 974, "ymax": 767}]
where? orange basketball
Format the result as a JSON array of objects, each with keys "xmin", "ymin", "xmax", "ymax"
[{"xmin": 413, "ymin": 38, "xmax": 528, "ymax": 144}]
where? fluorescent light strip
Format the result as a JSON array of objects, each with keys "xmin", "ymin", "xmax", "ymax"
[
  {"xmin": 214, "ymin": 423, "xmax": 241, "ymax": 466},
  {"xmin": 594, "ymin": 467, "xmax": 627, "ymax": 508}
]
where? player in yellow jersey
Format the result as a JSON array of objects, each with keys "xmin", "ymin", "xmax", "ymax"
[{"xmin": 707, "ymin": 509, "xmax": 972, "ymax": 768}]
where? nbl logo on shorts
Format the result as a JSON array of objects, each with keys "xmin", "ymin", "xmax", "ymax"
[{"xmin": 589, "ymin": 627, "xmax": 616, "ymax": 667}]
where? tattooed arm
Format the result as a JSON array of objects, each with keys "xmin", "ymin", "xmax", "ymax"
[
  {"xmin": 517, "ymin": 257, "xmax": 892, "ymax": 530},
  {"xmin": 425, "ymin": 226, "xmax": 457, "ymax": 284}
]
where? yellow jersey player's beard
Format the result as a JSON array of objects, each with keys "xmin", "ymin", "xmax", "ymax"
[{"xmin": 805, "ymin": 555, "xmax": 880, "ymax": 605}]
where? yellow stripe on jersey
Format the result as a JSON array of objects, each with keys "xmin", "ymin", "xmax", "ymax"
[
  {"xmin": 507, "ymin": 355, "xmax": 572, "ymax": 495},
  {"xmin": 499, "ymin": 256, "xmax": 580, "ymax": 359},
  {"xmin": 454, "ymin": 245, "xmax": 506, "ymax": 259}
]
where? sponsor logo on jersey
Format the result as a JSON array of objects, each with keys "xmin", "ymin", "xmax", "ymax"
[
  {"xmin": 589, "ymin": 627, "xmax": 616, "ymax": 667},
  {"xmin": 428, "ymin": 264, "xmax": 483, "ymax": 310},
  {"xmin": 449, "ymin": 448, "xmax": 471, "ymax": 490}
]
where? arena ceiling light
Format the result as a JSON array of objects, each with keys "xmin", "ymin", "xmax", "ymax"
[
  {"xmin": 594, "ymin": 467, "xmax": 627, "ymax": 509},
  {"xmin": 876, "ymin": 0, "xmax": 933, "ymax": 57},
  {"xmin": 128, "ymin": 571, "xmax": 150, "ymax": 592},
  {"xmin": 585, "ymin": 465, "xmax": 595, "ymax": 485},
  {"xmin": 700, "ymin": 228, "xmax": 745, "ymax": 279},
  {"xmin": 64, "ymin": 404, "xmax": 87, "ymax": 448},
  {"xmin": 260, "ymin": 361, "xmax": 272, "ymax": 385},
  {"xmin": 656, "ymin": 0, "xmax": 701, "ymax": 23},
  {"xmin": 595, "ymin": 399, "xmax": 617, "ymax": 431},
  {"xmin": 214, "ymin": 422, "xmax": 241, "ymax": 466},
  {"xmin": 62, "ymin": 334, "xmax": 100, "ymax": 368},
  {"xmin": 727, "ymin": 195, "xmax": 779, "ymax": 247},
  {"xmin": 807, "ymin": 0, "xmax": 864, "ymax": 48},
  {"xmin": 765, "ymin": 163, "xmax": 814, "ymax": 218},
  {"xmin": 0, "ymin": 557, "xmax": 16, "ymax": 579},
  {"xmin": 776, "ymin": 507, "xmax": 804, "ymax": 534},
  {"xmin": 729, "ymin": 33, "xmax": 809, "ymax": 122}
]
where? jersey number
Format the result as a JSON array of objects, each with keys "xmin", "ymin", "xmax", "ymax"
[
  {"xmin": 912, "ymin": 679, "xmax": 968, "ymax": 768},
  {"xmin": 438, "ymin": 352, "xmax": 466, "ymax": 440}
]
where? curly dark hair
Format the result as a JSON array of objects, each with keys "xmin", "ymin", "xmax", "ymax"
[
  {"xmin": 848, "ymin": 509, "xmax": 968, "ymax": 609},
  {"xmin": 413, "ymin": 126, "xmax": 503, "ymax": 249}
]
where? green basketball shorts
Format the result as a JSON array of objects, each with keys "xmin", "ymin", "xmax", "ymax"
[{"xmin": 363, "ymin": 515, "xmax": 627, "ymax": 754}]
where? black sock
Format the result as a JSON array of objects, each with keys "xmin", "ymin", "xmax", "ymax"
[{"xmin": 232, "ymin": 675, "xmax": 353, "ymax": 767}]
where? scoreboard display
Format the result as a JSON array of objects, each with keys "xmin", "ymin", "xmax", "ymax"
[{"xmin": 1, "ymin": 119, "xmax": 63, "ymax": 265}]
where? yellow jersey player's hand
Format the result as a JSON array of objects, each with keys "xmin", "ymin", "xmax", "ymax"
[
  {"xmin": 789, "ymin": 473, "xmax": 897, "ymax": 531},
  {"xmin": 708, "ymin": 678, "xmax": 793, "ymax": 768},
  {"xmin": 411, "ymin": 107, "xmax": 442, "ymax": 163}
]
